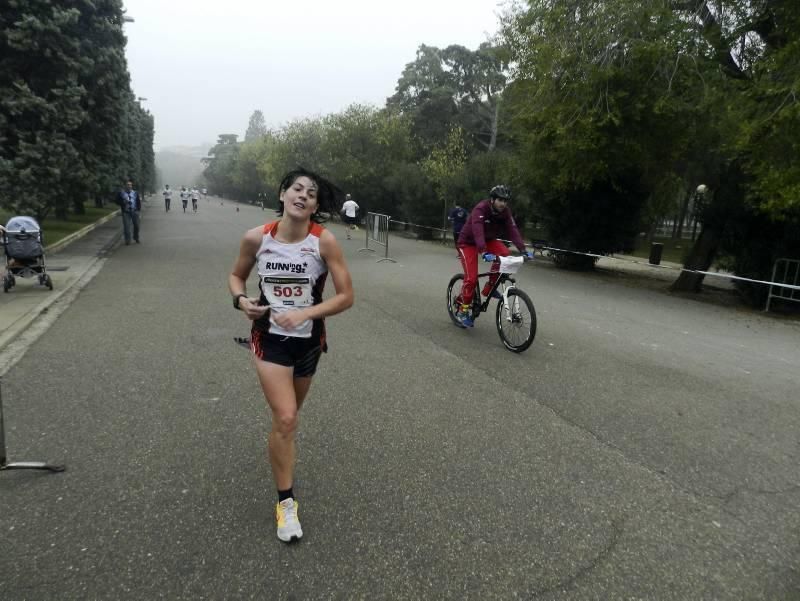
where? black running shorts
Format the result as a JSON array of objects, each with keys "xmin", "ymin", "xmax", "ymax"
[{"xmin": 250, "ymin": 331, "xmax": 322, "ymax": 378}]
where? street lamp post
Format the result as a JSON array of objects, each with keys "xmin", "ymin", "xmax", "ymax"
[{"xmin": 691, "ymin": 184, "xmax": 708, "ymax": 241}]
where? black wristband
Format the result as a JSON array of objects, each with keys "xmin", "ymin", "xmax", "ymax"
[{"xmin": 233, "ymin": 293, "xmax": 247, "ymax": 310}]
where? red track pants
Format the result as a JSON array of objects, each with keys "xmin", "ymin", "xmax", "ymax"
[{"xmin": 457, "ymin": 240, "xmax": 510, "ymax": 305}]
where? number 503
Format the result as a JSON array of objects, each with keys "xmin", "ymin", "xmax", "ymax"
[{"xmin": 273, "ymin": 286, "xmax": 303, "ymax": 297}]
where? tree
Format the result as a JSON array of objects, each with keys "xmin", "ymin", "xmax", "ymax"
[
  {"xmin": 440, "ymin": 43, "xmax": 508, "ymax": 152},
  {"xmin": 245, "ymin": 109, "xmax": 267, "ymax": 142},
  {"xmin": 70, "ymin": 0, "xmax": 132, "ymax": 211},
  {"xmin": 0, "ymin": 0, "xmax": 153, "ymax": 219},
  {"xmin": 206, "ymin": 106, "xmax": 421, "ymax": 219},
  {"xmin": 234, "ymin": 136, "xmax": 269, "ymax": 200},
  {"xmin": 388, "ymin": 43, "xmax": 508, "ymax": 155},
  {"xmin": 420, "ymin": 126, "xmax": 467, "ymax": 236},
  {"xmin": 320, "ymin": 105, "xmax": 415, "ymax": 216},
  {"xmin": 0, "ymin": 2, "xmax": 88, "ymax": 219},
  {"xmin": 667, "ymin": 0, "xmax": 800, "ymax": 293},
  {"xmin": 202, "ymin": 134, "xmax": 240, "ymax": 197},
  {"xmin": 388, "ymin": 44, "xmax": 455, "ymax": 152},
  {"xmin": 501, "ymin": 0, "xmax": 705, "ymax": 264}
]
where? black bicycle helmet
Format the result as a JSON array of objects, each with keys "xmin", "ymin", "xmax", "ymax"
[{"xmin": 489, "ymin": 184, "xmax": 511, "ymax": 200}]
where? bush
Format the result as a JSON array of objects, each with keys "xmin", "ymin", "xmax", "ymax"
[
  {"xmin": 717, "ymin": 206, "xmax": 800, "ymax": 307},
  {"xmin": 541, "ymin": 171, "xmax": 644, "ymax": 269}
]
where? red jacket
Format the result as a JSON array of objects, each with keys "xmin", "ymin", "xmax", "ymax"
[{"xmin": 457, "ymin": 199, "xmax": 526, "ymax": 253}]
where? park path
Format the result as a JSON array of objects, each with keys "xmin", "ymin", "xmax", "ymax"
[{"xmin": 1, "ymin": 198, "xmax": 798, "ymax": 600}]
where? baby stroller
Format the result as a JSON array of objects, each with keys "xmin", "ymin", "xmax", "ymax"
[{"xmin": 2, "ymin": 216, "xmax": 53, "ymax": 292}]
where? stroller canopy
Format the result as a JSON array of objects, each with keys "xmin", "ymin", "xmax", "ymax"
[{"xmin": 5, "ymin": 216, "xmax": 41, "ymax": 233}]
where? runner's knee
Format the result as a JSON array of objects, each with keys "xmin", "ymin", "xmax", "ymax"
[{"xmin": 273, "ymin": 411, "xmax": 298, "ymax": 435}]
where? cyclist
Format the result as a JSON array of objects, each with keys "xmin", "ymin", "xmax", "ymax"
[
  {"xmin": 455, "ymin": 185, "xmax": 533, "ymax": 327},
  {"xmin": 180, "ymin": 186, "xmax": 189, "ymax": 212},
  {"xmin": 191, "ymin": 187, "xmax": 199, "ymax": 212},
  {"xmin": 162, "ymin": 184, "xmax": 172, "ymax": 212}
]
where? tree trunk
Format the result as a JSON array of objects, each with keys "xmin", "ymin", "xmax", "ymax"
[
  {"xmin": 675, "ymin": 190, "xmax": 692, "ymax": 239},
  {"xmin": 54, "ymin": 204, "xmax": 68, "ymax": 220},
  {"xmin": 669, "ymin": 224, "xmax": 720, "ymax": 292},
  {"xmin": 488, "ymin": 98, "xmax": 499, "ymax": 152},
  {"xmin": 646, "ymin": 219, "xmax": 657, "ymax": 244}
]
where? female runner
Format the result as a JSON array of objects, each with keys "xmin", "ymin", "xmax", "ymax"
[{"xmin": 229, "ymin": 168, "xmax": 354, "ymax": 542}]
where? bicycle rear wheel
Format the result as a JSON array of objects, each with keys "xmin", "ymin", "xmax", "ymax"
[
  {"xmin": 495, "ymin": 288, "xmax": 536, "ymax": 352},
  {"xmin": 446, "ymin": 274, "xmax": 465, "ymax": 326}
]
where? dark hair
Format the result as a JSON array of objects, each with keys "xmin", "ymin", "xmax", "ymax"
[{"xmin": 278, "ymin": 167, "xmax": 342, "ymax": 223}]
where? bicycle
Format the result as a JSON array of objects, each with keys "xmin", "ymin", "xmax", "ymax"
[{"xmin": 446, "ymin": 255, "xmax": 537, "ymax": 353}]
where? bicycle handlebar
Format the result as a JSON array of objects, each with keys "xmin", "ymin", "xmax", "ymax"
[{"xmin": 481, "ymin": 254, "xmax": 534, "ymax": 262}]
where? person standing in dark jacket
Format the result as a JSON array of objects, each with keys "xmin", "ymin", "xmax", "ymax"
[
  {"xmin": 117, "ymin": 180, "xmax": 141, "ymax": 245},
  {"xmin": 447, "ymin": 203, "xmax": 468, "ymax": 245}
]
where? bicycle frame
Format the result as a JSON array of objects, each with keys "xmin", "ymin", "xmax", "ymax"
[{"xmin": 472, "ymin": 271, "xmax": 516, "ymax": 315}]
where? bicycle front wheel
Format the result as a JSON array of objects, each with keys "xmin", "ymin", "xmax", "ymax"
[{"xmin": 495, "ymin": 288, "xmax": 537, "ymax": 352}]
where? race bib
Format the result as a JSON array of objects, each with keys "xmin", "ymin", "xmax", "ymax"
[{"xmin": 261, "ymin": 275, "xmax": 312, "ymax": 307}]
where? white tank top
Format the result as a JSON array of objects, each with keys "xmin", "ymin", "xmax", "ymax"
[{"xmin": 255, "ymin": 221, "xmax": 328, "ymax": 338}]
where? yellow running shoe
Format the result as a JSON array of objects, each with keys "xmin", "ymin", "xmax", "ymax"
[{"xmin": 276, "ymin": 498, "xmax": 303, "ymax": 542}]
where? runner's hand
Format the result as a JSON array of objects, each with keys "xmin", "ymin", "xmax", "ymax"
[
  {"xmin": 239, "ymin": 297, "xmax": 269, "ymax": 320},
  {"xmin": 272, "ymin": 309, "xmax": 309, "ymax": 330}
]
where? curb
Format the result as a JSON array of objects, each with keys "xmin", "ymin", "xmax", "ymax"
[
  {"xmin": 0, "ymin": 211, "xmax": 123, "ymax": 364},
  {"xmin": 45, "ymin": 209, "xmax": 120, "ymax": 255},
  {"xmin": 0, "ymin": 255, "xmax": 107, "ymax": 370}
]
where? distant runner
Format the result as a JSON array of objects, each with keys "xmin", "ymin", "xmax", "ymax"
[
  {"xmin": 340, "ymin": 193, "xmax": 359, "ymax": 240},
  {"xmin": 162, "ymin": 184, "xmax": 172, "ymax": 212}
]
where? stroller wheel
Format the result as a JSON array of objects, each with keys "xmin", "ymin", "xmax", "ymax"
[
  {"xmin": 3, "ymin": 275, "xmax": 11, "ymax": 293},
  {"xmin": 44, "ymin": 274, "xmax": 53, "ymax": 290}
]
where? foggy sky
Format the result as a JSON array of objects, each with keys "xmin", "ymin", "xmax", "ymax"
[{"xmin": 123, "ymin": 0, "xmax": 504, "ymax": 150}]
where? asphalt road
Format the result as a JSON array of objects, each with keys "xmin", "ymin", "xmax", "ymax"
[{"xmin": 1, "ymin": 198, "xmax": 798, "ymax": 600}]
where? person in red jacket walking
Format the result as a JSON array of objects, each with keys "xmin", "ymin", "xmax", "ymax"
[{"xmin": 455, "ymin": 185, "xmax": 533, "ymax": 327}]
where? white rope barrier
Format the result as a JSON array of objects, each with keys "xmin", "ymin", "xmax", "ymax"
[
  {"xmin": 383, "ymin": 216, "xmax": 799, "ymax": 293},
  {"xmin": 388, "ymin": 219, "xmax": 448, "ymax": 235},
  {"xmin": 542, "ymin": 245, "xmax": 800, "ymax": 291}
]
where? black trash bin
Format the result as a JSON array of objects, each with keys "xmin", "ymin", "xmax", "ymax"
[{"xmin": 649, "ymin": 242, "xmax": 664, "ymax": 265}]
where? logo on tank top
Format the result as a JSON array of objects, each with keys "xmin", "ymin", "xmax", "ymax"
[{"xmin": 263, "ymin": 261, "xmax": 308, "ymax": 274}]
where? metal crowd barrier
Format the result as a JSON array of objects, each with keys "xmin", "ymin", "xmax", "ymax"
[
  {"xmin": 766, "ymin": 258, "xmax": 800, "ymax": 312},
  {"xmin": 358, "ymin": 212, "xmax": 396, "ymax": 263}
]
